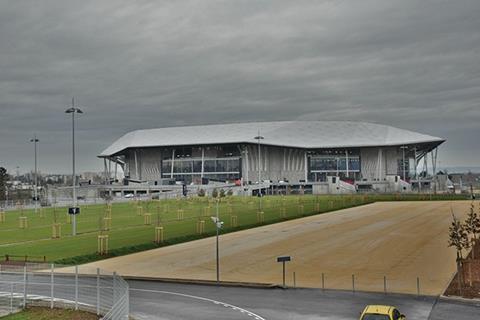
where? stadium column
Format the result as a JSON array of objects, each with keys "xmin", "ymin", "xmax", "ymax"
[
  {"xmin": 304, "ymin": 152, "xmax": 308, "ymax": 182},
  {"xmin": 244, "ymin": 147, "xmax": 249, "ymax": 185},
  {"xmin": 346, "ymin": 149, "xmax": 349, "ymax": 178},
  {"xmin": 134, "ymin": 150, "xmax": 139, "ymax": 180},
  {"xmin": 171, "ymin": 149, "xmax": 175, "ymax": 179},
  {"xmin": 201, "ymin": 147, "xmax": 205, "ymax": 179}
]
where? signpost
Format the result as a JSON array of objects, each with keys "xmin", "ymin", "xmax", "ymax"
[
  {"xmin": 277, "ymin": 255, "xmax": 291, "ymax": 288},
  {"xmin": 68, "ymin": 207, "xmax": 80, "ymax": 215}
]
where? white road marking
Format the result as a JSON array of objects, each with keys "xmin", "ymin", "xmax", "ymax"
[{"xmin": 130, "ymin": 287, "xmax": 267, "ymax": 320}]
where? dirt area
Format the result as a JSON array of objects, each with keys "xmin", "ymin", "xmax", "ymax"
[
  {"xmin": 0, "ymin": 307, "xmax": 99, "ymax": 319},
  {"xmin": 444, "ymin": 242, "xmax": 480, "ymax": 298},
  {"xmin": 84, "ymin": 201, "xmax": 472, "ymax": 296}
]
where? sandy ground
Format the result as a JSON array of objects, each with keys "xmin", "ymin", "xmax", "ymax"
[{"xmin": 84, "ymin": 201, "xmax": 472, "ymax": 295}]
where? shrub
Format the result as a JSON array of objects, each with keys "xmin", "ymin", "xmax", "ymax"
[
  {"xmin": 211, "ymin": 188, "xmax": 218, "ymax": 198},
  {"xmin": 197, "ymin": 189, "xmax": 206, "ymax": 197}
]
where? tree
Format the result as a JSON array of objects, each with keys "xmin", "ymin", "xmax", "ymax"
[
  {"xmin": 449, "ymin": 213, "xmax": 470, "ymax": 260},
  {"xmin": 219, "ymin": 189, "xmax": 226, "ymax": 198},
  {"xmin": 0, "ymin": 167, "xmax": 8, "ymax": 201},
  {"xmin": 464, "ymin": 202, "xmax": 480, "ymax": 259},
  {"xmin": 448, "ymin": 212, "xmax": 470, "ymax": 293}
]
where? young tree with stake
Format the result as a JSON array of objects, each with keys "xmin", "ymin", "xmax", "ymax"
[
  {"xmin": 464, "ymin": 202, "xmax": 480, "ymax": 259},
  {"xmin": 448, "ymin": 212, "xmax": 470, "ymax": 293}
]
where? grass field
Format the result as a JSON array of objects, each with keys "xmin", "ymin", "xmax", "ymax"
[{"xmin": 0, "ymin": 193, "xmax": 467, "ymax": 263}]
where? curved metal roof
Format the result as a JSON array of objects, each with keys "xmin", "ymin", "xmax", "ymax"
[{"xmin": 99, "ymin": 121, "xmax": 445, "ymax": 157}]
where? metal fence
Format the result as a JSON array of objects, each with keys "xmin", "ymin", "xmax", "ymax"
[{"xmin": 0, "ymin": 263, "xmax": 129, "ymax": 319}]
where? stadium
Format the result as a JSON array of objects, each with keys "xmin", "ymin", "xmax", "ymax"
[{"xmin": 99, "ymin": 121, "xmax": 445, "ymax": 194}]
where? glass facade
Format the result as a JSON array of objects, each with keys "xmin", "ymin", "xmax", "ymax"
[
  {"xmin": 309, "ymin": 156, "xmax": 360, "ymax": 172},
  {"xmin": 308, "ymin": 150, "xmax": 360, "ymax": 182},
  {"xmin": 162, "ymin": 157, "xmax": 241, "ymax": 175},
  {"xmin": 161, "ymin": 157, "xmax": 241, "ymax": 183},
  {"xmin": 160, "ymin": 145, "xmax": 242, "ymax": 183}
]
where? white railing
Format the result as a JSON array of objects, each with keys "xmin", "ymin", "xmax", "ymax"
[{"xmin": 0, "ymin": 263, "xmax": 129, "ymax": 320}]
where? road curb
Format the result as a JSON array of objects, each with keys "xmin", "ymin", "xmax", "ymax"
[
  {"xmin": 123, "ymin": 275, "xmax": 278, "ymax": 289},
  {"xmin": 439, "ymin": 295, "xmax": 480, "ymax": 306}
]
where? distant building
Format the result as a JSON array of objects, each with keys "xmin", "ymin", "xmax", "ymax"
[{"xmin": 98, "ymin": 121, "xmax": 444, "ymax": 193}]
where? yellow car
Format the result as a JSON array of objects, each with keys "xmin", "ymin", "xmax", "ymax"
[{"xmin": 359, "ymin": 305, "xmax": 406, "ymax": 320}]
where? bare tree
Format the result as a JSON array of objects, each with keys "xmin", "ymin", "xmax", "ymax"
[
  {"xmin": 448, "ymin": 212, "xmax": 469, "ymax": 293},
  {"xmin": 464, "ymin": 202, "xmax": 480, "ymax": 259}
]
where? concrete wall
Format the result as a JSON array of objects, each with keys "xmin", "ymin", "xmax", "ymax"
[
  {"xmin": 125, "ymin": 148, "xmax": 162, "ymax": 181},
  {"xmin": 360, "ymin": 147, "xmax": 401, "ymax": 181},
  {"xmin": 244, "ymin": 145, "xmax": 306, "ymax": 183}
]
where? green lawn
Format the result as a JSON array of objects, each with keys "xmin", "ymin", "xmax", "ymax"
[{"xmin": 0, "ymin": 193, "xmax": 466, "ymax": 264}]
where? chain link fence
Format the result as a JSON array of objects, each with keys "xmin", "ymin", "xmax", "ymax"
[{"xmin": 0, "ymin": 263, "xmax": 129, "ymax": 319}]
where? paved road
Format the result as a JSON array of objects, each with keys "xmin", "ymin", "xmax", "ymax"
[{"xmin": 128, "ymin": 281, "xmax": 480, "ymax": 320}]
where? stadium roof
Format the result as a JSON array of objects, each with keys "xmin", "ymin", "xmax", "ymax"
[{"xmin": 99, "ymin": 121, "xmax": 445, "ymax": 157}]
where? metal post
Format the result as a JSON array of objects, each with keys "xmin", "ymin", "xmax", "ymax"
[
  {"xmin": 293, "ymin": 271, "xmax": 296, "ymax": 288},
  {"xmin": 322, "ymin": 273, "xmax": 325, "ymax": 290},
  {"xmin": 31, "ymin": 135, "xmax": 39, "ymax": 215},
  {"xmin": 113, "ymin": 271, "xmax": 117, "ymax": 304},
  {"xmin": 10, "ymin": 282, "xmax": 13, "ymax": 314},
  {"xmin": 96, "ymin": 268, "xmax": 100, "ymax": 315},
  {"xmin": 72, "ymin": 109, "xmax": 77, "ymax": 236},
  {"xmin": 258, "ymin": 132, "xmax": 261, "ymax": 185},
  {"xmin": 216, "ymin": 200, "xmax": 220, "ymax": 284},
  {"xmin": 384, "ymin": 276, "xmax": 387, "ymax": 294},
  {"xmin": 50, "ymin": 263, "xmax": 54, "ymax": 308},
  {"xmin": 23, "ymin": 266, "xmax": 27, "ymax": 308},
  {"xmin": 352, "ymin": 274, "xmax": 355, "ymax": 293},
  {"xmin": 417, "ymin": 277, "xmax": 420, "ymax": 296},
  {"xmin": 282, "ymin": 261, "xmax": 286, "ymax": 288},
  {"xmin": 75, "ymin": 265, "xmax": 79, "ymax": 310}
]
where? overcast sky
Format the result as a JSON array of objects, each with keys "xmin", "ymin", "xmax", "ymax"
[{"xmin": 0, "ymin": 0, "xmax": 479, "ymax": 174}]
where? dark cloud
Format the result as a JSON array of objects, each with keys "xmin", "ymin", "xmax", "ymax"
[{"xmin": 0, "ymin": 0, "xmax": 479, "ymax": 173}]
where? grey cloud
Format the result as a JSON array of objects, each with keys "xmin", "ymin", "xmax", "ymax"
[{"xmin": 0, "ymin": 0, "xmax": 479, "ymax": 173}]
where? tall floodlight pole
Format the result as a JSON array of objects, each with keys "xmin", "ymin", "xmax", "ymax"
[
  {"xmin": 30, "ymin": 135, "xmax": 39, "ymax": 214},
  {"xmin": 216, "ymin": 199, "xmax": 219, "ymax": 283},
  {"xmin": 254, "ymin": 132, "xmax": 264, "ymax": 207},
  {"xmin": 65, "ymin": 98, "xmax": 83, "ymax": 236},
  {"xmin": 210, "ymin": 198, "xmax": 223, "ymax": 284}
]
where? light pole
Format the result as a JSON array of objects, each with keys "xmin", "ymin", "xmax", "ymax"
[
  {"xmin": 254, "ymin": 132, "xmax": 264, "ymax": 209},
  {"xmin": 210, "ymin": 198, "xmax": 223, "ymax": 283},
  {"xmin": 30, "ymin": 135, "xmax": 39, "ymax": 214},
  {"xmin": 65, "ymin": 98, "xmax": 83, "ymax": 236}
]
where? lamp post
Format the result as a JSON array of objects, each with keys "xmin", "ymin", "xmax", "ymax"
[
  {"xmin": 254, "ymin": 132, "xmax": 264, "ymax": 209},
  {"xmin": 30, "ymin": 135, "xmax": 39, "ymax": 214},
  {"xmin": 65, "ymin": 98, "xmax": 83, "ymax": 236},
  {"xmin": 211, "ymin": 198, "xmax": 223, "ymax": 283}
]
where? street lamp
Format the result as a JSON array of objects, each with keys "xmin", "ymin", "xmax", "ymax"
[
  {"xmin": 254, "ymin": 132, "xmax": 264, "ymax": 208},
  {"xmin": 65, "ymin": 98, "xmax": 83, "ymax": 236},
  {"xmin": 210, "ymin": 198, "xmax": 223, "ymax": 283},
  {"xmin": 30, "ymin": 135, "xmax": 39, "ymax": 214}
]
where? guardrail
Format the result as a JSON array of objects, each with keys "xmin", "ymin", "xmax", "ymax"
[{"xmin": 0, "ymin": 263, "xmax": 129, "ymax": 319}]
